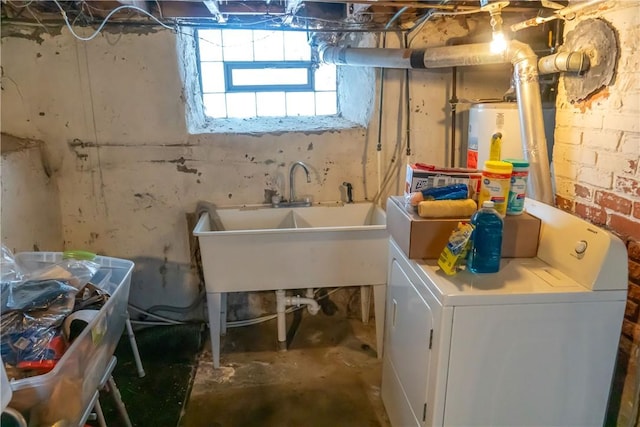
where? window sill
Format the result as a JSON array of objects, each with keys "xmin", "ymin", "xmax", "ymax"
[{"xmin": 189, "ymin": 115, "xmax": 363, "ymax": 135}]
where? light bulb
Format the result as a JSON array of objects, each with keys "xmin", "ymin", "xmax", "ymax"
[{"xmin": 490, "ymin": 31, "xmax": 507, "ymax": 53}]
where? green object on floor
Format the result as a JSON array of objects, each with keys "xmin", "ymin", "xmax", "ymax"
[{"xmin": 97, "ymin": 323, "xmax": 203, "ymax": 427}]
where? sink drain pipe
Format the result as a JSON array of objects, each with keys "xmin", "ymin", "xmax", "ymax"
[
  {"xmin": 276, "ymin": 289, "xmax": 321, "ymax": 350},
  {"xmin": 319, "ymin": 40, "xmax": 555, "ymax": 205}
]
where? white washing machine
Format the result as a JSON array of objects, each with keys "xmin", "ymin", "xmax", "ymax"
[{"xmin": 382, "ymin": 198, "xmax": 627, "ymax": 427}]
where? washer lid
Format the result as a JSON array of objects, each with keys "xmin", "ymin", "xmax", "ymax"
[{"xmin": 415, "ymin": 258, "xmax": 627, "ymax": 306}]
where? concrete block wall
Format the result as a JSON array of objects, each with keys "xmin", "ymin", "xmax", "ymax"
[{"xmin": 552, "ymin": 1, "xmax": 640, "ymax": 424}]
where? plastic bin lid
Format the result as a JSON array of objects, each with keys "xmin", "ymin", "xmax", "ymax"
[
  {"xmin": 483, "ymin": 160, "xmax": 513, "ymax": 173},
  {"xmin": 62, "ymin": 250, "xmax": 97, "ymax": 261},
  {"xmin": 503, "ymin": 159, "xmax": 529, "ymax": 168}
]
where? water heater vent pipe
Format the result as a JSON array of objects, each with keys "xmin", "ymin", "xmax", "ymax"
[{"xmin": 318, "ymin": 41, "xmax": 554, "ymax": 205}]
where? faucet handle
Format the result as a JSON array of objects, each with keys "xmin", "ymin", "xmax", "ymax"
[{"xmin": 342, "ymin": 182, "xmax": 354, "ymax": 203}]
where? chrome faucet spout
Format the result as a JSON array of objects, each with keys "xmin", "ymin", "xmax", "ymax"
[{"xmin": 289, "ymin": 161, "xmax": 311, "ymax": 203}]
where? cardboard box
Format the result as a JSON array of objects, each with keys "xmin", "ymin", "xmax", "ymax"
[
  {"xmin": 405, "ymin": 163, "xmax": 482, "ymax": 199},
  {"xmin": 386, "ymin": 196, "xmax": 541, "ymax": 259}
]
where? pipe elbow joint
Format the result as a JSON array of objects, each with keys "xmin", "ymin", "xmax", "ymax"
[
  {"xmin": 307, "ymin": 303, "xmax": 321, "ymax": 316},
  {"xmin": 508, "ymin": 40, "xmax": 537, "ymax": 65}
]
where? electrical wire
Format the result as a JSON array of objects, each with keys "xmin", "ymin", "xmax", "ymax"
[
  {"xmin": 128, "ymin": 288, "xmax": 343, "ymax": 328},
  {"xmin": 51, "ymin": 0, "xmax": 175, "ymax": 41},
  {"xmin": 369, "ymin": 5, "xmax": 485, "ymax": 204},
  {"xmin": 154, "ymin": 0, "xmax": 163, "ymax": 20},
  {"xmin": 128, "ymin": 304, "xmax": 185, "ymax": 325},
  {"xmin": 6, "ymin": 0, "xmax": 34, "ymax": 8},
  {"xmin": 130, "ymin": 320, "xmax": 186, "ymax": 326}
]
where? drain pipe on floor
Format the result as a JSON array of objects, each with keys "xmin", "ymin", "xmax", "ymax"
[
  {"xmin": 319, "ymin": 40, "xmax": 555, "ymax": 205},
  {"xmin": 276, "ymin": 289, "xmax": 321, "ymax": 350}
]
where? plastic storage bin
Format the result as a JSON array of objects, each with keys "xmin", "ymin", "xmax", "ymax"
[{"xmin": 6, "ymin": 252, "xmax": 134, "ymax": 426}]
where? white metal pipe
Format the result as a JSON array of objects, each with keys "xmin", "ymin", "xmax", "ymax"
[
  {"xmin": 286, "ymin": 296, "xmax": 321, "ymax": 315},
  {"xmin": 276, "ymin": 289, "xmax": 287, "ymax": 350},
  {"xmin": 510, "ymin": 0, "xmax": 607, "ymax": 32},
  {"xmin": 319, "ymin": 40, "xmax": 555, "ymax": 205},
  {"xmin": 538, "ymin": 51, "xmax": 590, "ymax": 75}
]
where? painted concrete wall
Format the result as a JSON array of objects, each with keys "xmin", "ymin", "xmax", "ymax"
[
  {"xmin": 551, "ymin": 1, "xmax": 640, "ymax": 425},
  {"xmin": 0, "ymin": 17, "xmax": 511, "ymax": 319},
  {"xmin": 1, "ymin": 134, "xmax": 63, "ymax": 253}
]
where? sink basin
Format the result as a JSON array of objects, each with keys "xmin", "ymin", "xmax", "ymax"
[
  {"xmin": 193, "ymin": 202, "xmax": 388, "ymax": 292},
  {"xmin": 215, "ymin": 208, "xmax": 297, "ymax": 231}
]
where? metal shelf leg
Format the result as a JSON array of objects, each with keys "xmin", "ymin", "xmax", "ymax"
[
  {"xmin": 125, "ymin": 314, "xmax": 145, "ymax": 378},
  {"xmin": 93, "ymin": 399, "xmax": 107, "ymax": 427},
  {"xmin": 107, "ymin": 376, "xmax": 133, "ymax": 427}
]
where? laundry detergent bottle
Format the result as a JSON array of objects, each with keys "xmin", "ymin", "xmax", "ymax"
[{"xmin": 467, "ymin": 201, "xmax": 503, "ymax": 273}]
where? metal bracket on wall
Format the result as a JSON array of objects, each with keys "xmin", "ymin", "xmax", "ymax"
[{"xmin": 563, "ymin": 18, "xmax": 619, "ymax": 103}]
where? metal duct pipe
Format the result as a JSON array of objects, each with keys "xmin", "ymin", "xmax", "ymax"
[
  {"xmin": 319, "ymin": 40, "xmax": 554, "ymax": 205},
  {"xmin": 320, "ymin": 44, "xmax": 507, "ymax": 69},
  {"xmin": 508, "ymin": 41, "xmax": 554, "ymax": 206},
  {"xmin": 538, "ymin": 51, "xmax": 590, "ymax": 75}
]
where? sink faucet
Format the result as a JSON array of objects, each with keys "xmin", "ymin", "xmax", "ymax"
[{"xmin": 289, "ymin": 161, "xmax": 311, "ymax": 204}]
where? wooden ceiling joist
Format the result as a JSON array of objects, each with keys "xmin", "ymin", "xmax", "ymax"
[{"xmin": 117, "ymin": 0, "xmax": 149, "ymax": 13}]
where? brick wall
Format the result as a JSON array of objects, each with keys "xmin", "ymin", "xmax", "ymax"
[{"xmin": 553, "ymin": 2, "xmax": 640, "ymax": 425}]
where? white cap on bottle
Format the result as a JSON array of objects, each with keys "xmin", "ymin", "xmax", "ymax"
[{"xmin": 482, "ymin": 201, "xmax": 495, "ymax": 208}]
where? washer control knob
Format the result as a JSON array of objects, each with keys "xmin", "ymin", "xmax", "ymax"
[{"xmin": 575, "ymin": 240, "xmax": 588, "ymax": 255}]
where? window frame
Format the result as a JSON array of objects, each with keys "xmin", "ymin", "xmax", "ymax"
[
  {"xmin": 195, "ymin": 28, "xmax": 338, "ymax": 120},
  {"xmin": 223, "ymin": 61, "xmax": 315, "ymax": 93}
]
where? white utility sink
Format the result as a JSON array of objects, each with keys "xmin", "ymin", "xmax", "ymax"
[
  {"xmin": 193, "ymin": 201, "xmax": 388, "ymax": 368},
  {"xmin": 194, "ymin": 202, "xmax": 388, "ymax": 292}
]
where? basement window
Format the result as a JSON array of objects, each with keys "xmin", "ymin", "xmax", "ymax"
[{"xmin": 197, "ymin": 29, "xmax": 337, "ymax": 119}]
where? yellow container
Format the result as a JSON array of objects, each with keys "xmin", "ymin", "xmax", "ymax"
[
  {"xmin": 489, "ymin": 132, "xmax": 503, "ymax": 161},
  {"xmin": 478, "ymin": 160, "xmax": 513, "ymax": 216}
]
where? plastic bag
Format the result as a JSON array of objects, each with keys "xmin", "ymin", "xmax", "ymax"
[
  {"xmin": 0, "ymin": 312, "xmax": 67, "ymax": 376},
  {"xmin": 1, "ymin": 251, "xmax": 105, "ymax": 379},
  {"xmin": 20, "ymin": 258, "xmax": 100, "ymax": 291},
  {"xmin": 0, "ymin": 280, "xmax": 74, "ymax": 375},
  {"xmin": 1, "ymin": 245, "xmax": 23, "ymax": 284},
  {"xmin": 1, "ymin": 245, "xmax": 24, "ymax": 310},
  {"xmin": 407, "ymin": 183, "xmax": 470, "ymax": 207},
  {"xmin": 1, "ymin": 279, "xmax": 77, "ymax": 313},
  {"xmin": 438, "ymin": 222, "xmax": 474, "ymax": 276}
]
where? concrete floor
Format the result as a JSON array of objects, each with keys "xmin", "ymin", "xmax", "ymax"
[{"xmin": 179, "ymin": 309, "xmax": 391, "ymax": 427}]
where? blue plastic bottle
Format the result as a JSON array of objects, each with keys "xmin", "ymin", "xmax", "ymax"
[{"xmin": 468, "ymin": 201, "xmax": 503, "ymax": 273}]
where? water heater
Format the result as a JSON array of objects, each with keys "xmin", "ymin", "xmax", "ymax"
[{"xmin": 467, "ymin": 102, "xmax": 523, "ymax": 169}]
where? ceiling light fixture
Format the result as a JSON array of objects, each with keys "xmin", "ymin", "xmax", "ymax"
[{"xmin": 480, "ymin": 0, "xmax": 510, "ymax": 53}]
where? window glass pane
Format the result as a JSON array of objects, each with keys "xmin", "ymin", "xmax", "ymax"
[
  {"xmin": 286, "ymin": 92, "xmax": 315, "ymax": 116},
  {"xmin": 198, "ymin": 29, "xmax": 223, "ymax": 61},
  {"xmin": 222, "ymin": 30, "xmax": 254, "ymax": 61},
  {"xmin": 198, "ymin": 29, "xmax": 339, "ymax": 119},
  {"xmin": 203, "ymin": 93, "xmax": 227, "ymax": 118},
  {"xmin": 257, "ymin": 92, "xmax": 286, "ymax": 117},
  {"xmin": 227, "ymin": 92, "xmax": 256, "ymax": 118},
  {"xmin": 284, "ymin": 31, "xmax": 310, "ymax": 61},
  {"xmin": 315, "ymin": 91, "xmax": 337, "ymax": 115},
  {"xmin": 201, "ymin": 62, "xmax": 225, "ymax": 93},
  {"xmin": 253, "ymin": 31, "xmax": 284, "ymax": 61},
  {"xmin": 314, "ymin": 64, "xmax": 336, "ymax": 91},
  {"xmin": 232, "ymin": 67, "xmax": 309, "ymax": 87}
]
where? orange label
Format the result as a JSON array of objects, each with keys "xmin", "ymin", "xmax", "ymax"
[{"xmin": 467, "ymin": 150, "xmax": 478, "ymax": 169}]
